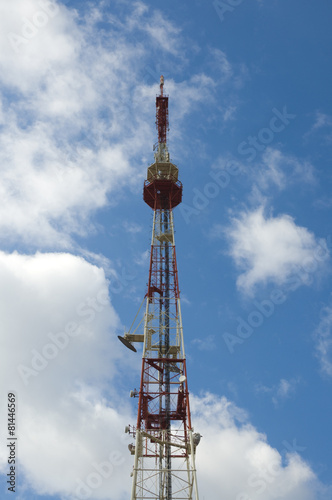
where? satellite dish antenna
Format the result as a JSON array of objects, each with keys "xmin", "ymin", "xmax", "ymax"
[
  {"xmin": 118, "ymin": 335, "xmax": 137, "ymax": 352},
  {"xmin": 179, "ymin": 375, "xmax": 186, "ymax": 383}
]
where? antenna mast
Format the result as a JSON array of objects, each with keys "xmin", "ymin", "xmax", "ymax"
[{"xmin": 119, "ymin": 76, "xmax": 200, "ymax": 500}]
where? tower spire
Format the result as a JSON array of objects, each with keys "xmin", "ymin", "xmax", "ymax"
[
  {"xmin": 160, "ymin": 74, "xmax": 164, "ymax": 96},
  {"xmin": 155, "ymin": 75, "xmax": 169, "ymax": 162},
  {"xmin": 119, "ymin": 77, "xmax": 200, "ymax": 500}
]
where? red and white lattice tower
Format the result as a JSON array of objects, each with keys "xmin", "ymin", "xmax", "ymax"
[{"xmin": 118, "ymin": 76, "xmax": 200, "ymax": 500}]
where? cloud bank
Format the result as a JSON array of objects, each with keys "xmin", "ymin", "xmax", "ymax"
[
  {"xmin": 0, "ymin": 0, "xmax": 230, "ymax": 250},
  {"xmin": 314, "ymin": 301, "xmax": 332, "ymax": 378},
  {"xmin": 1, "ymin": 251, "xmax": 329, "ymax": 499},
  {"xmin": 226, "ymin": 206, "xmax": 328, "ymax": 295}
]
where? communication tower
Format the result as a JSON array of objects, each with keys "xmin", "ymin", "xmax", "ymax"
[{"xmin": 118, "ymin": 76, "xmax": 200, "ymax": 500}]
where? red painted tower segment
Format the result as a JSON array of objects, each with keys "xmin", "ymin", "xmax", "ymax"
[{"xmin": 156, "ymin": 75, "xmax": 169, "ymax": 144}]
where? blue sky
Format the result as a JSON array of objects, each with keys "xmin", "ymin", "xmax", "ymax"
[{"xmin": 0, "ymin": 0, "xmax": 332, "ymax": 499}]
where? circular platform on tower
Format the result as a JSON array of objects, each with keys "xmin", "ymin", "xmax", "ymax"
[
  {"xmin": 143, "ymin": 161, "xmax": 183, "ymax": 209},
  {"xmin": 144, "ymin": 179, "xmax": 182, "ymax": 209}
]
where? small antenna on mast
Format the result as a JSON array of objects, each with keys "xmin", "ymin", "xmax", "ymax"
[
  {"xmin": 160, "ymin": 75, "xmax": 164, "ymax": 96},
  {"xmin": 156, "ymin": 75, "xmax": 169, "ymax": 146}
]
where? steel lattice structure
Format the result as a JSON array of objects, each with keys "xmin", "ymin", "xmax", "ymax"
[{"xmin": 119, "ymin": 76, "xmax": 200, "ymax": 500}]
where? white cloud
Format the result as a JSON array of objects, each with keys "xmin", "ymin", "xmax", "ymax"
[
  {"xmin": 0, "ymin": 0, "xmax": 227, "ymax": 250},
  {"xmin": 314, "ymin": 197, "xmax": 332, "ymax": 210},
  {"xmin": 180, "ymin": 293, "xmax": 191, "ymax": 306},
  {"xmin": 209, "ymin": 48, "xmax": 234, "ymax": 81},
  {"xmin": 0, "ymin": 252, "xmax": 330, "ymax": 499},
  {"xmin": 313, "ymin": 302, "xmax": 332, "ymax": 377},
  {"xmin": 253, "ymin": 148, "xmax": 316, "ymax": 192},
  {"xmin": 223, "ymin": 104, "xmax": 237, "ymax": 121},
  {"xmin": 0, "ymin": 250, "xmax": 129, "ymax": 392},
  {"xmin": 226, "ymin": 206, "xmax": 329, "ymax": 295},
  {"xmin": 192, "ymin": 393, "xmax": 326, "ymax": 500},
  {"xmin": 0, "ymin": 250, "xmax": 137, "ymax": 499},
  {"xmin": 311, "ymin": 111, "xmax": 332, "ymax": 131},
  {"xmin": 191, "ymin": 334, "xmax": 216, "ymax": 351},
  {"xmin": 0, "ymin": 120, "xmax": 135, "ymax": 248},
  {"xmin": 255, "ymin": 378, "xmax": 300, "ymax": 407},
  {"xmin": 134, "ymin": 249, "xmax": 149, "ymax": 267},
  {"xmin": 304, "ymin": 111, "xmax": 332, "ymax": 139},
  {"xmin": 0, "ymin": 1, "xmax": 75, "ymax": 87},
  {"xmin": 123, "ymin": 221, "xmax": 143, "ymax": 234},
  {"xmin": 139, "ymin": 9, "xmax": 182, "ymax": 56},
  {"xmin": 0, "ymin": 0, "xmax": 142, "ymax": 248},
  {"xmin": 115, "ymin": 1, "xmax": 182, "ymax": 56},
  {"xmin": 257, "ymin": 148, "xmax": 286, "ymax": 189},
  {"xmin": 276, "ymin": 379, "xmax": 293, "ymax": 398},
  {"xmin": 208, "ymin": 222, "xmax": 224, "ymax": 240}
]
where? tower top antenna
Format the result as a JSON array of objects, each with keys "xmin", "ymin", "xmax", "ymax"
[
  {"xmin": 156, "ymin": 75, "xmax": 169, "ymax": 147},
  {"xmin": 160, "ymin": 75, "xmax": 164, "ymax": 96}
]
